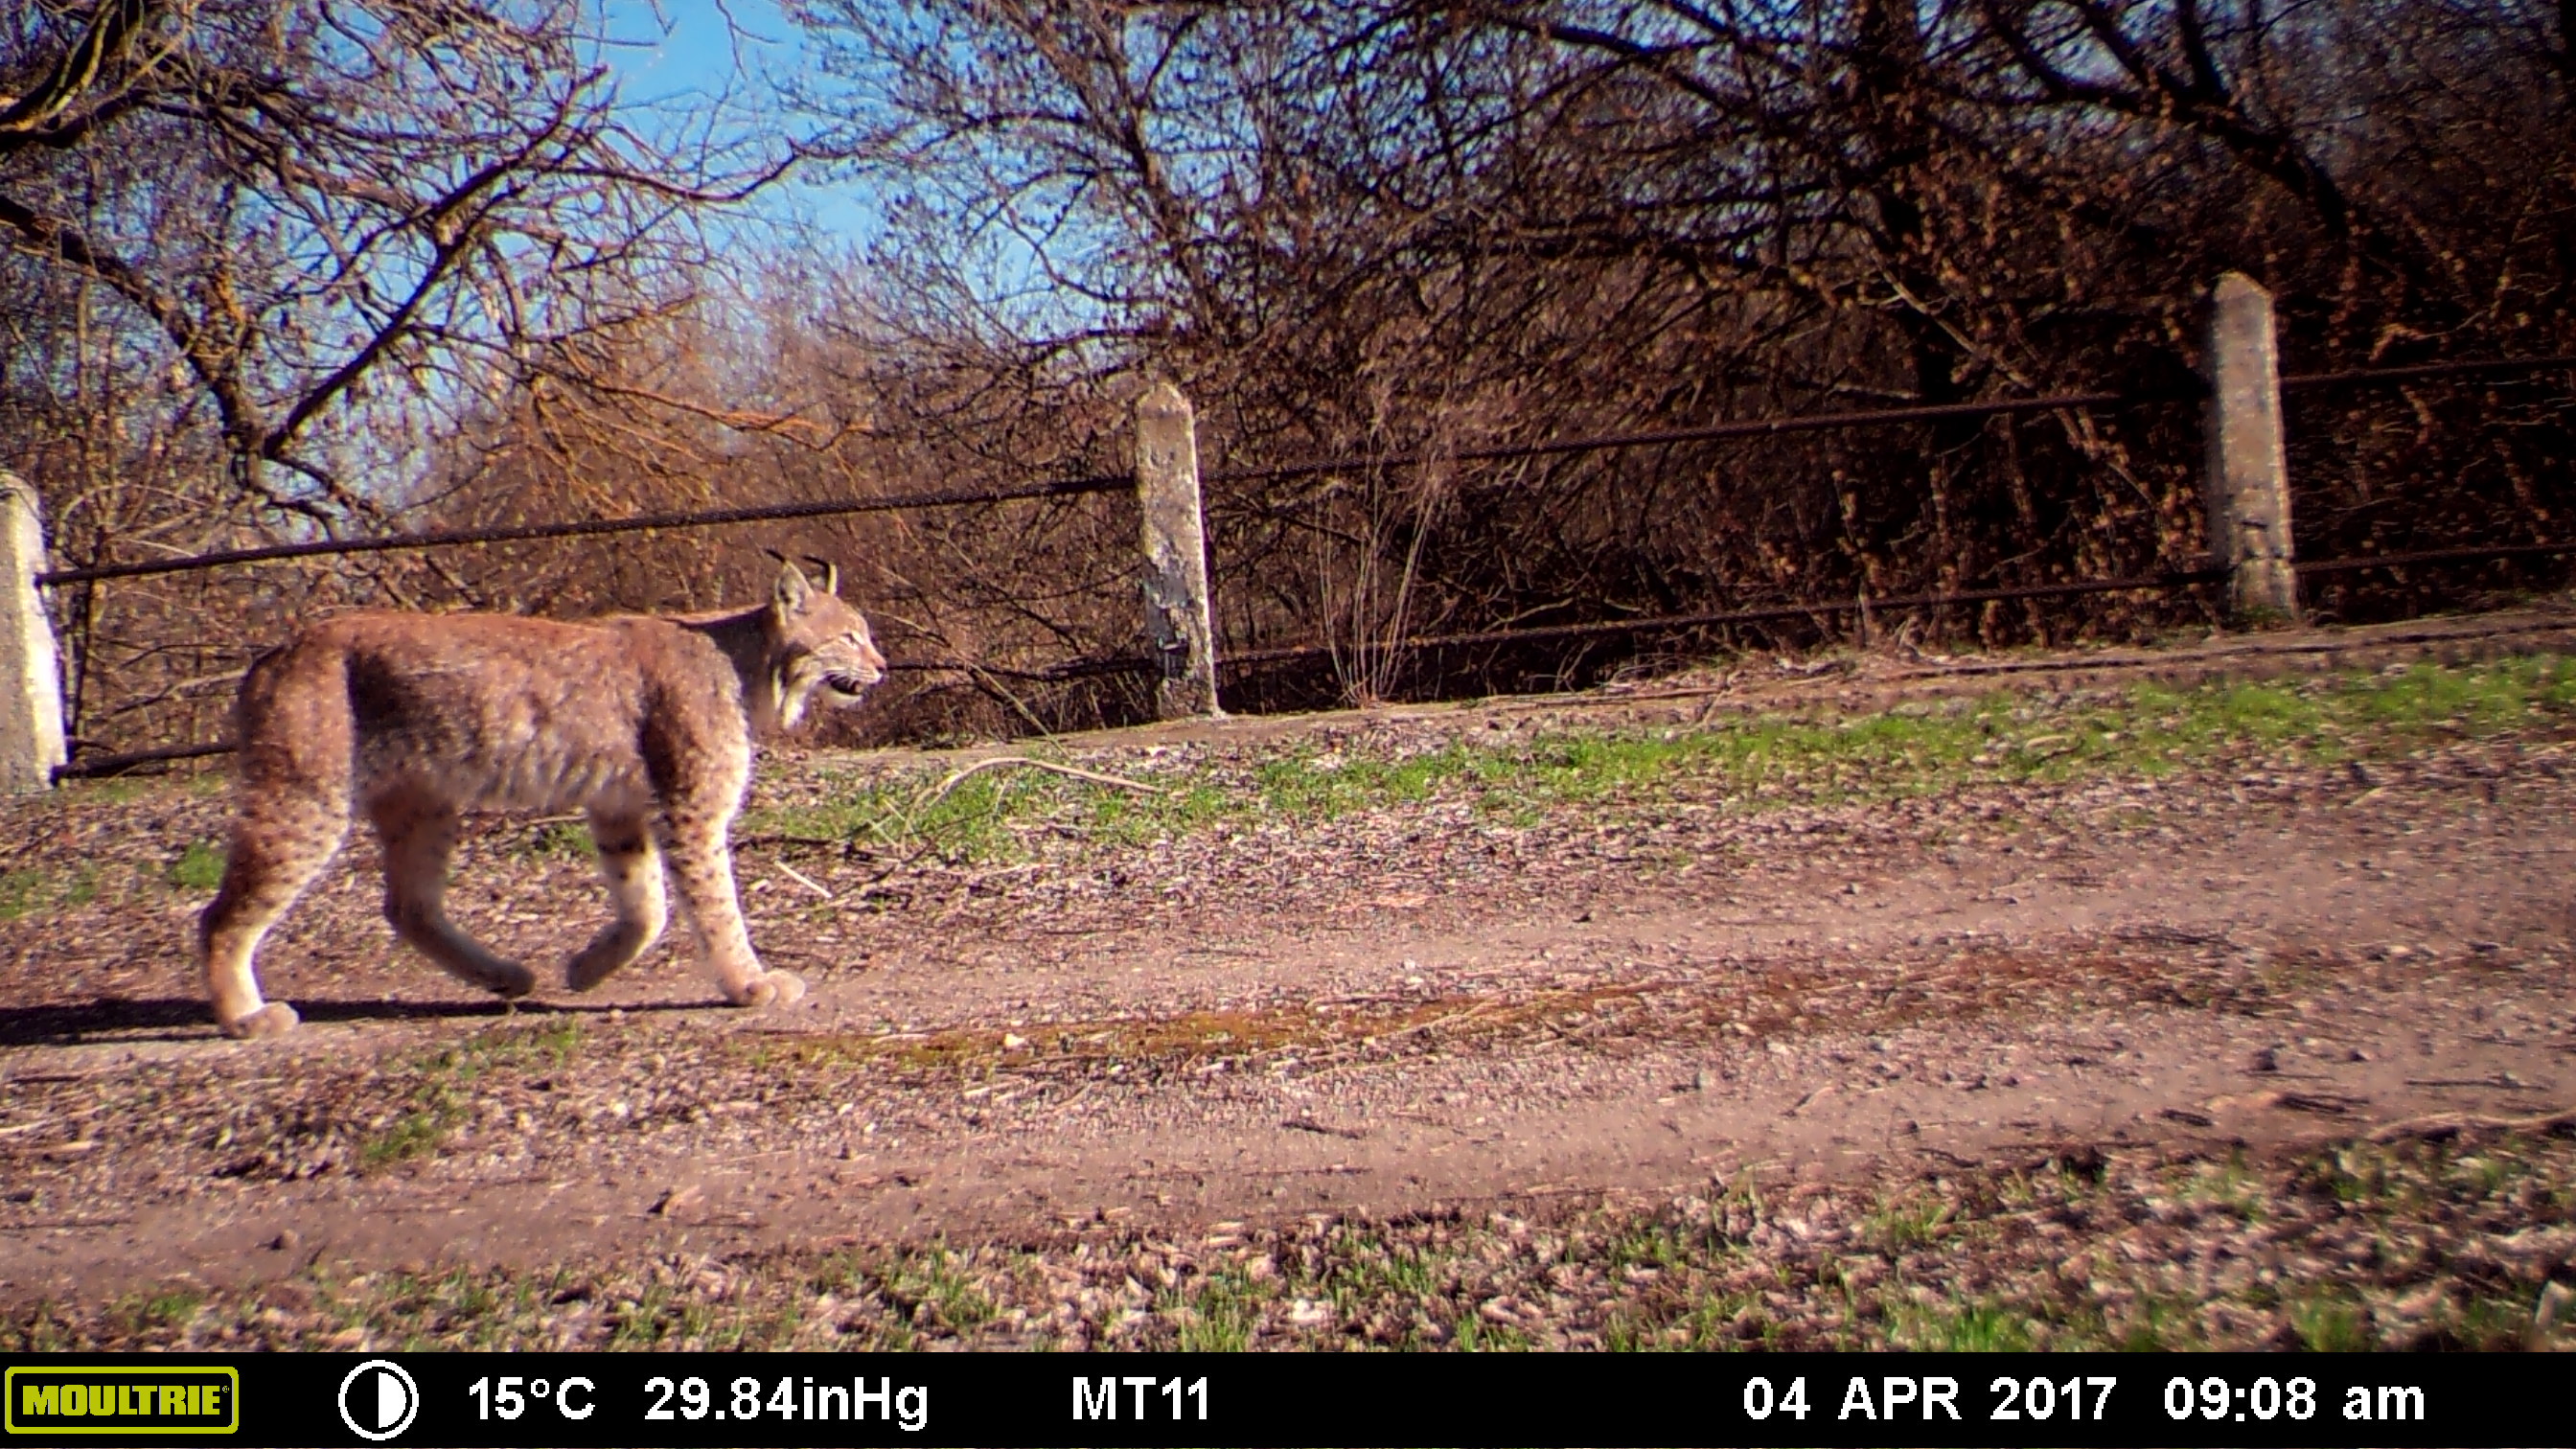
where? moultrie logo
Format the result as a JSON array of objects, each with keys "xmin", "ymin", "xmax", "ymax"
[{"xmin": 5, "ymin": 1366, "xmax": 240, "ymax": 1435}]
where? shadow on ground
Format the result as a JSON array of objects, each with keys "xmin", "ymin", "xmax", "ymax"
[{"xmin": 0, "ymin": 996, "xmax": 702, "ymax": 1047}]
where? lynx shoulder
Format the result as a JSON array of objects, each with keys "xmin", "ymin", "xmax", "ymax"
[{"xmin": 196, "ymin": 557, "xmax": 883, "ymax": 1039}]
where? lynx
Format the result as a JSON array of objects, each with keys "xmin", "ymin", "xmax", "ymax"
[{"xmin": 196, "ymin": 557, "xmax": 885, "ymax": 1039}]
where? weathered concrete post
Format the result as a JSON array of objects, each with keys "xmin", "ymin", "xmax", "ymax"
[
  {"xmin": 2203, "ymin": 272, "xmax": 2300, "ymax": 624},
  {"xmin": 1135, "ymin": 382, "xmax": 1222, "ymax": 719},
  {"xmin": 0, "ymin": 471, "xmax": 68, "ymax": 792}
]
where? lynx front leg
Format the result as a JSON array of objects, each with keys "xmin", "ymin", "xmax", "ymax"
[
  {"xmin": 565, "ymin": 810, "xmax": 669, "ymax": 991},
  {"xmin": 198, "ymin": 792, "xmax": 349, "ymax": 1039},
  {"xmin": 662, "ymin": 811, "xmax": 803, "ymax": 1010},
  {"xmin": 372, "ymin": 796, "xmax": 537, "ymax": 1000}
]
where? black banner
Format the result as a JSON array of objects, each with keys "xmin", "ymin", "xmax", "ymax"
[{"xmin": 0, "ymin": 1352, "xmax": 2550, "ymax": 1446}]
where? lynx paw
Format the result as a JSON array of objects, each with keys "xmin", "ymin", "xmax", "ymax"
[
  {"xmin": 222, "ymin": 1002, "xmax": 300, "ymax": 1040},
  {"xmin": 478, "ymin": 962, "xmax": 538, "ymax": 1000},
  {"xmin": 564, "ymin": 950, "xmax": 619, "ymax": 994},
  {"xmin": 738, "ymin": 970, "xmax": 807, "ymax": 1009}
]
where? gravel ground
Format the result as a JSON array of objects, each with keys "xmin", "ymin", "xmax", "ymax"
[{"xmin": 4, "ymin": 612, "xmax": 2575, "ymax": 1349}]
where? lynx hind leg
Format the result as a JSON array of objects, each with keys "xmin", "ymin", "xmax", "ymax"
[
  {"xmin": 565, "ymin": 811, "xmax": 669, "ymax": 992},
  {"xmin": 662, "ymin": 810, "xmax": 802, "ymax": 1010},
  {"xmin": 199, "ymin": 794, "xmax": 348, "ymax": 1039},
  {"xmin": 373, "ymin": 796, "xmax": 536, "ymax": 1000}
]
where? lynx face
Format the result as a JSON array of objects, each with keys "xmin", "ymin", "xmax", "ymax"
[{"xmin": 769, "ymin": 557, "xmax": 886, "ymax": 730}]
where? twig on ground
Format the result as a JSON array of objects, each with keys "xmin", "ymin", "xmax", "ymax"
[
  {"xmin": 1281, "ymin": 1116, "xmax": 1369, "ymax": 1139},
  {"xmin": 913, "ymin": 754, "xmax": 1164, "ymax": 815},
  {"xmin": 775, "ymin": 862, "xmax": 834, "ymax": 901},
  {"xmin": 734, "ymin": 833, "xmax": 871, "ymax": 855},
  {"xmin": 2369, "ymin": 1107, "xmax": 2576, "ymax": 1143}
]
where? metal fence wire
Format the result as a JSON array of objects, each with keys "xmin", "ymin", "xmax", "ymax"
[{"xmin": 31, "ymin": 351, "xmax": 2576, "ymax": 778}]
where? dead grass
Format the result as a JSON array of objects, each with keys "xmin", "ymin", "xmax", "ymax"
[{"xmin": 13, "ymin": 1123, "xmax": 2573, "ymax": 1352}]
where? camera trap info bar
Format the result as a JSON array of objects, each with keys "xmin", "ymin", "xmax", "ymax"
[{"xmin": 0, "ymin": 1351, "xmax": 2552, "ymax": 1446}]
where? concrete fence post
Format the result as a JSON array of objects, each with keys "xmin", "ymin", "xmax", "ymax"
[
  {"xmin": 2203, "ymin": 272, "xmax": 2300, "ymax": 625},
  {"xmin": 1135, "ymin": 382, "xmax": 1222, "ymax": 719},
  {"xmin": 0, "ymin": 470, "xmax": 69, "ymax": 792}
]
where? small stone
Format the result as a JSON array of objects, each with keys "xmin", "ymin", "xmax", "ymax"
[
  {"xmin": 2533, "ymin": 1282, "xmax": 2576, "ymax": 1347},
  {"xmin": 267, "ymin": 1229, "xmax": 300, "ymax": 1253},
  {"xmin": 1001, "ymin": 1032, "xmax": 1029, "ymax": 1051},
  {"xmin": 2247, "ymin": 1046, "xmax": 2279, "ymax": 1073}
]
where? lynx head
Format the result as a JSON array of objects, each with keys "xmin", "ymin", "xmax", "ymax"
[{"xmin": 764, "ymin": 553, "xmax": 886, "ymax": 730}]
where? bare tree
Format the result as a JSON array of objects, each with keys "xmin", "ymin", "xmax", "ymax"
[
  {"xmin": 1, "ymin": 0, "xmax": 796, "ymax": 755},
  {"xmin": 1, "ymin": 0, "xmax": 787, "ymax": 536},
  {"xmin": 31, "ymin": 0, "xmax": 2565, "ymax": 753},
  {"xmin": 773, "ymin": 0, "xmax": 2566, "ymax": 710}
]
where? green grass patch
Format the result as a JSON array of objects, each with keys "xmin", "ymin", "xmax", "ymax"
[
  {"xmin": 356, "ymin": 1107, "xmax": 454, "ymax": 1171},
  {"xmin": 520, "ymin": 821, "xmax": 597, "ymax": 861},
  {"xmin": 1449, "ymin": 1311, "xmax": 1531, "ymax": 1351},
  {"xmin": 1167, "ymin": 1267, "xmax": 1263, "ymax": 1352},
  {"xmin": 1864, "ymin": 1191, "xmax": 1956, "ymax": 1252},
  {"xmin": 2287, "ymin": 1290, "xmax": 2373, "ymax": 1351},
  {"xmin": 2110, "ymin": 1295, "xmax": 2207, "ymax": 1351},
  {"xmin": 1891, "ymin": 1299, "xmax": 2039, "ymax": 1351},
  {"xmin": 746, "ymin": 656, "xmax": 2576, "ymax": 866},
  {"xmin": 874, "ymin": 1246, "xmax": 996, "ymax": 1335},
  {"xmin": 171, "ymin": 840, "xmax": 226, "ymax": 892},
  {"xmin": 105, "ymin": 1289, "xmax": 204, "ymax": 1339},
  {"xmin": 2, "ymin": 867, "xmax": 49, "ymax": 919},
  {"xmin": 2176, "ymin": 1151, "xmax": 2268, "ymax": 1222},
  {"xmin": 356, "ymin": 1020, "xmax": 585, "ymax": 1171},
  {"xmin": 0, "ymin": 863, "xmax": 101, "ymax": 919}
]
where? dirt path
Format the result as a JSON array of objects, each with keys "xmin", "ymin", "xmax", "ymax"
[{"xmin": 4, "ymin": 610, "xmax": 2574, "ymax": 1346}]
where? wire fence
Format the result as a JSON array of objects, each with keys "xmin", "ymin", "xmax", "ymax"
[
  {"xmin": 34, "ymin": 475, "xmax": 1133, "ymax": 588},
  {"xmin": 55, "ymin": 540, "xmax": 2573, "ymax": 779},
  {"xmin": 29, "ymin": 348, "xmax": 2576, "ymax": 779},
  {"xmin": 34, "ymin": 355, "xmax": 2573, "ymax": 591}
]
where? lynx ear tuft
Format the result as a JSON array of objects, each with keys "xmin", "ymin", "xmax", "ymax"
[
  {"xmin": 801, "ymin": 556, "xmax": 840, "ymax": 596},
  {"xmin": 771, "ymin": 557, "xmax": 815, "ymax": 612}
]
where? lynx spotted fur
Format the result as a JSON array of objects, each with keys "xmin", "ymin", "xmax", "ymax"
[{"xmin": 197, "ymin": 558, "xmax": 884, "ymax": 1038}]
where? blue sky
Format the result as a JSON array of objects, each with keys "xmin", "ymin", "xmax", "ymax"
[
  {"xmin": 592, "ymin": 2, "xmax": 1099, "ymax": 337},
  {"xmin": 599, "ymin": 1, "xmax": 879, "ymax": 242}
]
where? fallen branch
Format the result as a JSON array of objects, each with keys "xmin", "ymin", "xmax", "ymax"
[{"xmin": 2368, "ymin": 1108, "xmax": 2576, "ymax": 1143}]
